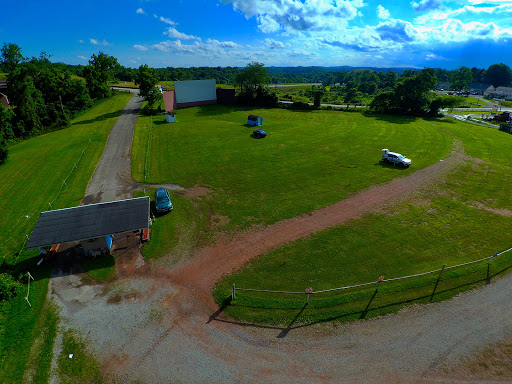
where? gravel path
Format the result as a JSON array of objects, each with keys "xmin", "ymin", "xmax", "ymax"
[
  {"xmin": 48, "ymin": 99, "xmax": 512, "ymax": 383},
  {"xmin": 82, "ymin": 95, "xmax": 142, "ymax": 204}
]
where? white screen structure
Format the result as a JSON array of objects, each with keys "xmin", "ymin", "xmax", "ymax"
[{"xmin": 174, "ymin": 79, "xmax": 217, "ymax": 104}]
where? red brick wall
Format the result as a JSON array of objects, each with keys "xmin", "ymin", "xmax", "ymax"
[{"xmin": 163, "ymin": 91, "xmax": 176, "ymax": 112}]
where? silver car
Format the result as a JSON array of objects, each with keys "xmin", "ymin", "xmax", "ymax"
[{"xmin": 382, "ymin": 149, "xmax": 411, "ymax": 167}]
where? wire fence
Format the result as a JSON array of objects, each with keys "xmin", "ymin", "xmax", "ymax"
[{"xmin": 233, "ymin": 247, "xmax": 512, "ymax": 302}]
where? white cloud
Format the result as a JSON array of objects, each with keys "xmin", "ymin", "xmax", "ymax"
[
  {"xmin": 411, "ymin": 0, "xmax": 443, "ymax": 12},
  {"xmin": 136, "ymin": 8, "xmax": 145, "ymax": 14},
  {"xmin": 78, "ymin": 39, "xmax": 84, "ymax": 44},
  {"xmin": 159, "ymin": 16, "xmax": 177, "ymax": 25},
  {"xmin": 417, "ymin": 19, "xmax": 512, "ymax": 42},
  {"xmin": 377, "ymin": 5, "xmax": 390, "ymax": 19},
  {"xmin": 163, "ymin": 27, "xmax": 200, "ymax": 40},
  {"xmin": 415, "ymin": 3, "xmax": 512, "ymax": 25},
  {"xmin": 221, "ymin": 0, "xmax": 361, "ymax": 33},
  {"xmin": 133, "ymin": 44, "xmax": 149, "ymax": 51},
  {"xmin": 90, "ymin": 38, "xmax": 110, "ymax": 46},
  {"xmin": 376, "ymin": 19, "xmax": 418, "ymax": 42},
  {"xmin": 77, "ymin": 55, "xmax": 87, "ymax": 60},
  {"xmin": 425, "ymin": 53, "xmax": 446, "ymax": 60},
  {"xmin": 206, "ymin": 38, "xmax": 238, "ymax": 48},
  {"xmin": 467, "ymin": 0, "xmax": 511, "ymax": 4},
  {"xmin": 265, "ymin": 38, "xmax": 286, "ymax": 49}
]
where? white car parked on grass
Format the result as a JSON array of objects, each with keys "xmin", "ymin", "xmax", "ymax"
[{"xmin": 382, "ymin": 149, "xmax": 411, "ymax": 167}]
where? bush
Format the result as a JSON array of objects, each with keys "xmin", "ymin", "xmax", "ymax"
[
  {"xmin": 0, "ymin": 273, "xmax": 22, "ymax": 301},
  {"xmin": 0, "ymin": 140, "xmax": 8, "ymax": 165},
  {"xmin": 142, "ymin": 104, "xmax": 161, "ymax": 116},
  {"xmin": 289, "ymin": 101, "xmax": 312, "ymax": 110}
]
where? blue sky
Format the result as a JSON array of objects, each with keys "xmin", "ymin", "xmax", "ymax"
[{"xmin": 2, "ymin": 0, "xmax": 512, "ymax": 69}]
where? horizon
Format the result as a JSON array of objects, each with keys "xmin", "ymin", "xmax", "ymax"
[{"xmin": 3, "ymin": 1, "xmax": 512, "ymax": 70}]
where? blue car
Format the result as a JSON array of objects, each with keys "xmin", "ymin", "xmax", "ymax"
[
  {"xmin": 155, "ymin": 188, "xmax": 173, "ymax": 213},
  {"xmin": 253, "ymin": 129, "xmax": 267, "ymax": 138}
]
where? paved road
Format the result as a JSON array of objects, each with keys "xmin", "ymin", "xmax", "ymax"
[
  {"xmin": 111, "ymin": 86, "xmax": 140, "ymax": 95},
  {"xmin": 82, "ymin": 94, "xmax": 142, "ymax": 204},
  {"xmin": 279, "ymin": 100, "xmax": 368, "ymax": 108}
]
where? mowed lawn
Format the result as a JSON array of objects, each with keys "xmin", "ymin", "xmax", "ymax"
[
  {"xmin": 0, "ymin": 92, "xmax": 132, "ymax": 383},
  {"xmin": 132, "ymin": 104, "xmax": 512, "ymax": 324},
  {"xmin": 215, "ymin": 119, "xmax": 512, "ymax": 324},
  {"xmin": 133, "ymin": 105, "xmax": 452, "ymax": 235}
]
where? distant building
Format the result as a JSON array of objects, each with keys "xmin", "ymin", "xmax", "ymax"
[
  {"xmin": 467, "ymin": 82, "xmax": 492, "ymax": 95},
  {"xmin": 163, "ymin": 79, "xmax": 217, "ymax": 112},
  {"xmin": 484, "ymin": 86, "xmax": 512, "ymax": 100}
]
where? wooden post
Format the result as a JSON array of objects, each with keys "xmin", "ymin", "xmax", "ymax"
[
  {"xmin": 360, "ymin": 276, "xmax": 384, "ymax": 319},
  {"xmin": 376, "ymin": 275, "xmax": 385, "ymax": 291},
  {"xmin": 305, "ymin": 287, "xmax": 313, "ymax": 304},
  {"xmin": 430, "ymin": 264, "xmax": 446, "ymax": 302},
  {"xmin": 487, "ymin": 252, "xmax": 498, "ymax": 284}
]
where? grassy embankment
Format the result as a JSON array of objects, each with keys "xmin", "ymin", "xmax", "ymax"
[{"xmin": 0, "ymin": 92, "xmax": 132, "ymax": 383}]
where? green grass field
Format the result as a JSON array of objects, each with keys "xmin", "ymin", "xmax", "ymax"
[
  {"xmin": 0, "ymin": 92, "xmax": 132, "ymax": 383},
  {"xmin": 213, "ymin": 116, "xmax": 512, "ymax": 324},
  {"xmin": 129, "ymin": 104, "xmax": 512, "ymax": 325},
  {"xmin": 132, "ymin": 106, "xmax": 451, "ymax": 240}
]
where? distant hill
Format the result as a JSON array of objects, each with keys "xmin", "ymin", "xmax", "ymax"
[{"xmin": 267, "ymin": 66, "xmax": 417, "ymax": 75}]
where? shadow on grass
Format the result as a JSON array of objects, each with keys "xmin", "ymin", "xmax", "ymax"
[
  {"xmin": 9, "ymin": 243, "xmax": 119, "ymax": 283},
  {"xmin": 277, "ymin": 303, "xmax": 308, "ymax": 338},
  {"xmin": 193, "ymin": 105, "xmax": 256, "ymax": 116},
  {"xmin": 73, "ymin": 111, "xmax": 125, "ymax": 125},
  {"xmin": 150, "ymin": 200, "xmax": 173, "ymax": 218},
  {"xmin": 375, "ymin": 160, "xmax": 409, "ymax": 170}
]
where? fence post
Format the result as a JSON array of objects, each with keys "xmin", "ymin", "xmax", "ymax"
[
  {"xmin": 487, "ymin": 252, "xmax": 498, "ymax": 284},
  {"xmin": 25, "ymin": 271, "xmax": 34, "ymax": 307},
  {"xmin": 360, "ymin": 276, "xmax": 384, "ymax": 319},
  {"xmin": 430, "ymin": 264, "xmax": 446, "ymax": 302},
  {"xmin": 305, "ymin": 287, "xmax": 313, "ymax": 304},
  {"xmin": 232, "ymin": 283, "xmax": 235, "ymax": 300}
]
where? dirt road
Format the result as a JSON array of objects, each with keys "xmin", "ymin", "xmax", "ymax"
[
  {"xmin": 49, "ymin": 98, "xmax": 512, "ymax": 383},
  {"xmin": 82, "ymin": 95, "xmax": 142, "ymax": 204}
]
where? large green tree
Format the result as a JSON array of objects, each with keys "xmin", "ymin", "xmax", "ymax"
[
  {"xmin": 235, "ymin": 62, "xmax": 270, "ymax": 96},
  {"xmin": 136, "ymin": 64, "xmax": 162, "ymax": 108},
  {"xmin": 370, "ymin": 68, "xmax": 437, "ymax": 116},
  {"xmin": 484, "ymin": 63, "xmax": 512, "ymax": 88},
  {"xmin": 450, "ymin": 66, "xmax": 473, "ymax": 91},
  {"xmin": 0, "ymin": 43, "xmax": 24, "ymax": 73},
  {"xmin": 0, "ymin": 105, "xmax": 14, "ymax": 164},
  {"xmin": 83, "ymin": 52, "xmax": 118, "ymax": 99}
]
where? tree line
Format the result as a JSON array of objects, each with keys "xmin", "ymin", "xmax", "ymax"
[
  {"xmin": 0, "ymin": 43, "xmax": 121, "ymax": 164},
  {"xmin": 2, "ymin": 41, "xmax": 512, "ymax": 164}
]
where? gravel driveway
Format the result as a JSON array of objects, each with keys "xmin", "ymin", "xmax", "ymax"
[{"xmin": 49, "ymin": 99, "xmax": 512, "ymax": 383}]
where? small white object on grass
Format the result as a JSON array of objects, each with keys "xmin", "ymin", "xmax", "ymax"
[{"xmin": 69, "ymin": 354, "xmax": 74, "ymax": 359}]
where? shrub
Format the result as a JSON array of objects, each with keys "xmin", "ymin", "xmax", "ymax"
[
  {"xmin": 289, "ymin": 101, "xmax": 312, "ymax": 110},
  {"xmin": 0, "ymin": 273, "xmax": 22, "ymax": 301}
]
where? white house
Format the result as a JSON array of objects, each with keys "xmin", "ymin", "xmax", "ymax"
[{"xmin": 484, "ymin": 85, "xmax": 512, "ymax": 100}]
